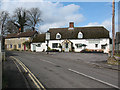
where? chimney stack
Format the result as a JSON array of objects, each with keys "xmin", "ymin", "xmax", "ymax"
[
  {"xmin": 68, "ymin": 22, "xmax": 74, "ymax": 30},
  {"xmin": 69, "ymin": 22, "xmax": 74, "ymax": 28}
]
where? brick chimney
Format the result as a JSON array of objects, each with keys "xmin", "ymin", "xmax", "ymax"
[
  {"xmin": 69, "ymin": 22, "xmax": 74, "ymax": 28},
  {"xmin": 68, "ymin": 22, "xmax": 74, "ymax": 30}
]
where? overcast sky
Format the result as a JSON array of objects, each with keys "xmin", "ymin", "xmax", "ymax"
[{"xmin": 0, "ymin": 0, "xmax": 119, "ymax": 37}]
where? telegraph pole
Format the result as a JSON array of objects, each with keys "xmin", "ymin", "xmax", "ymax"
[
  {"xmin": 0, "ymin": 23, "xmax": 2, "ymax": 90},
  {"xmin": 112, "ymin": 0, "xmax": 115, "ymax": 57}
]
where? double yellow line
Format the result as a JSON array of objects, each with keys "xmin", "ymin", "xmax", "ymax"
[{"xmin": 10, "ymin": 56, "xmax": 46, "ymax": 90}]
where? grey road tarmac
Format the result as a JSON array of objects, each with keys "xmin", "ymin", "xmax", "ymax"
[{"xmin": 7, "ymin": 51, "xmax": 119, "ymax": 89}]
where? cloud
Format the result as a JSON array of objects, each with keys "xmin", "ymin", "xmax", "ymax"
[
  {"xmin": 85, "ymin": 19, "xmax": 120, "ymax": 37},
  {"xmin": 2, "ymin": 0, "xmax": 43, "ymax": 2},
  {"xmin": 1, "ymin": 1, "xmax": 85, "ymax": 32},
  {"xmin": 39, "ymin": 2, "xmax": 85, "ymax": 32},
  {"xmin": 85, "ymin": 20, "xmax": 112, "ymax": 29}
]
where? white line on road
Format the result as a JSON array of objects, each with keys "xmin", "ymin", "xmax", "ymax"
[
  {"xmin": 68, "ymin": 68, "xmax": 120, "ymax": 89},
  {"xmin": 40, "ymin": 59, "xmax": 56, "ymax": 65}
]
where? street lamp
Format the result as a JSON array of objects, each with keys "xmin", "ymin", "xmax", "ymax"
[{"xmin": 46, "ymin": 31, "xmax": 50, "ymax": 54}]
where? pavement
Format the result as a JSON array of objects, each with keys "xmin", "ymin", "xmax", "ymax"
[
  {"xmin": 0, "ymin": 53, "xmax": 2, "ymax": 90},
  {"xmin": 90, "ymin": 60, "xmax": 120, "ymax": 71},
  {"xmin": 2, "ymin": 56, "xmax": 28, "ymax": 89},
  {"xmin": 0, "ymin": 62, "xmax": 2, "ymax": 90}
]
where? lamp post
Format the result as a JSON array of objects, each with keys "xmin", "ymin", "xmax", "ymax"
[{"xmin": 46, "ymin": 31, "xmax": 50, "ymax": 54}]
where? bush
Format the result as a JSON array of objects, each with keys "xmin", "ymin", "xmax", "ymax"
[
  {"xmin": 80, "ymin": 49, "xmax": 103, "ymax": 53},
  {"xmin": 46, "ymin": 49, "xmax": 59, "ymax": 52}
]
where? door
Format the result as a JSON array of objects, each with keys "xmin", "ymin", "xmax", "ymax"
[
  {"xmin": 14, "ymin": 45, "xmax": 17, "ymax": 49},
  {"xmin": 65, "ymin": 43, "xmax": 69, "ymax": 52},
  {"xmin": 24, "ymin": 45, "xmax": 26, "ymax": 51},
  {"xmin": 62, "ymin": 40, "xmax": 73, "ymax": 52},
  {"xmin": 33, "ymin": 44, "xmax": 36, "ymax": 52}
]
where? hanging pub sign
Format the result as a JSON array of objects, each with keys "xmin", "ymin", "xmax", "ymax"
[{"xmin": 46, "ymin": 31, "xmax": 50, "ymax": 40}]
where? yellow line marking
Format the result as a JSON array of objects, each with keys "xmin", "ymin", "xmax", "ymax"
[
  {"xmin": 13, "ymin": 60, "xmax": 22, "ymax": 72},
  {"xmin": 10, "ymin": 56, "xmax": 45, "ymax": 90},
  {"xmin": 28, "ymin": 73, "xmax": 40, "ymax": 88}
]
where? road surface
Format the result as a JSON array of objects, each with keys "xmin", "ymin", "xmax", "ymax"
[{"xmin": 6, "ymin": 51, "xmax": 119, "ymax": 89}]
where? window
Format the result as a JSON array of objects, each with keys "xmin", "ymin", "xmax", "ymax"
[
  {"xmin": 7, "ymin": 45, "xmax": 9, "ymax": 48},
  {"xmin": 18, "ymin": 44, "xmax": 21, "ymax": 48},
  {"xmin": 37, "ymin": 44, "xmax": 41, "ymax": 47},
  {"xmin": 75, "ymin": 43, "xmax": 82, "ymax": 48},
  {"xmin": 56, "ymin": 33, "xmax": 61, "ymax": 39},
  {"xmin": 52, "ymin": 43, "xmax": 58, "ymax": 48},
  {"xmin": 95, "ymin": 44, "xmax": 98, "ymax": 48},
  {"xmin": 101, "ymin": 45, "xmax": 106, "ymax": 49},
  {"xmin": 10, "ymin": 44, "xmax": 12, "ymax": 48},
  {"xmin": 78, "ymin": 32, "xmax": 83, "ymax": 39}
]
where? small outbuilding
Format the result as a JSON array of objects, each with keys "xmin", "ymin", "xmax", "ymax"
[{"xmin": 31, "ymin": 34, "xmax": 47, "ymax": 52}]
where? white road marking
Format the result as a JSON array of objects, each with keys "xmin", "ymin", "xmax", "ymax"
[
  {"xmin": 68, "ymin": 68, "xmax": 120, "ymax": 89},
  {"xmin": 40, "ymin": 59, "xmax": 56, "ymax": 65},
  {"xmin": 11, "ymin": 56, "xmax": 45, "ymax": 90}
]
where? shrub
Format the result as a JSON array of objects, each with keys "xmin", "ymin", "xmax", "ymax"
[{"xmin": 80, "ymin": 49, "xmax": 103, "ymax": 53}]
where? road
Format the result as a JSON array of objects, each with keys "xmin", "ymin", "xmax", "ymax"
[{"xmin": 6, "ymin": 51, "xmax": 119, "ymax": 89}]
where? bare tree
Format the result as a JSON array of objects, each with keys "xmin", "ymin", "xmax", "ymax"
[
  {"xmin": 27, "ymin": 8, "xmax": 42, "ymax": 31},
  {"xmin": 0, "ymin": 11, "xmax": 9, "ymax": 50},
  {"xmin": 5, "ymin": 20, "xmax": 18, "ymax": 34},
  {"xmin": 0, "ymin": 11, "xmax": 9, "ymax": 35},
  {"xmin": 11, "ymin": 8, "xmax": 28, "ymax": 32},
  {"xmin": 0, "ymin": 7, "xmax": 42, "ymax": 34}
]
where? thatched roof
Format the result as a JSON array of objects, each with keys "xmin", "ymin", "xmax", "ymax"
[
  {"xmin": 32, "ymin": 34, "xmax": 45, "ymax": 43},
  {"xmin": 6, "ymin": 31, "xmax": 38, "ymax": 38},
  {"xmin": 49, "ymin": 26, "xmax": 109, "ymax": 40},
  {"xmin": 31, "ymin": 26, "xmax": 110, "ymax": 43}
]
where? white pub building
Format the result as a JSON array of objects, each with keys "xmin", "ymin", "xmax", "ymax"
[{"xmin": 31, "ymin": 22, "xmax": 110, "ymax": 53}]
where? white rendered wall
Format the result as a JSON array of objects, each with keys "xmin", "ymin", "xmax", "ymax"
[
  {"xmin": 36, "ymin": 43, "xmax": 47, "ymax": 52},
  {"xmin": 49, "ymin": 40, "xmax": 64, "ymax": 51},
  {"xmin": 31, "ymin": 43, "xmax": 37, "ymax": 51},
  {"xmin": 31, "ymin": 38, "xmax": 110, "ymax": 53},
  {"xmin": 49, "ymin": 38, "xmax": 110, "ymax": 53},
  {"xmin": 71, "ymin": 39, "xmax": 109, "ymax": 53}
]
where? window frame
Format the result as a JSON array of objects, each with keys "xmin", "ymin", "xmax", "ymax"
[
  {"xmin": 37, "ymin": 44, "xmax": 41, "ymax": 47},
  {"xmin": 95, "ymin": 44, "xmax": 98, "ymax": 48},
  {"xmin": 78, "ymin": 32, "xmax": 83, "ymax": 39},
  {"xmin": 18, "ymin": 44, "xmax": 21, "ymax": 48},
  {"xmin": 75, "ymin": 43, "xmax": 83, "ymax": 48},
  {"xmin": 10, "ymin": 44, "xmax": 12, "ymax": 48},
  {"xmin": 56, "ymin": 33, "xmax": 61, "ymax": 39},
  {"xmin": 101, "ymin": 45, "xmax": 106, "ymax": 49},
  {"xmin": 52, "ymin": 43, "xmax": 58, "ymax": 48}
]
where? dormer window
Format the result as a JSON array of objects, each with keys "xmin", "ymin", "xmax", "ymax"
[
  {"xmin": 78, "ymin": 32, "xmax": 83, "ymax": 39},
  {"xmin": 56, "ymin": 33, "xmax": 61, "ymax": 39}
]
